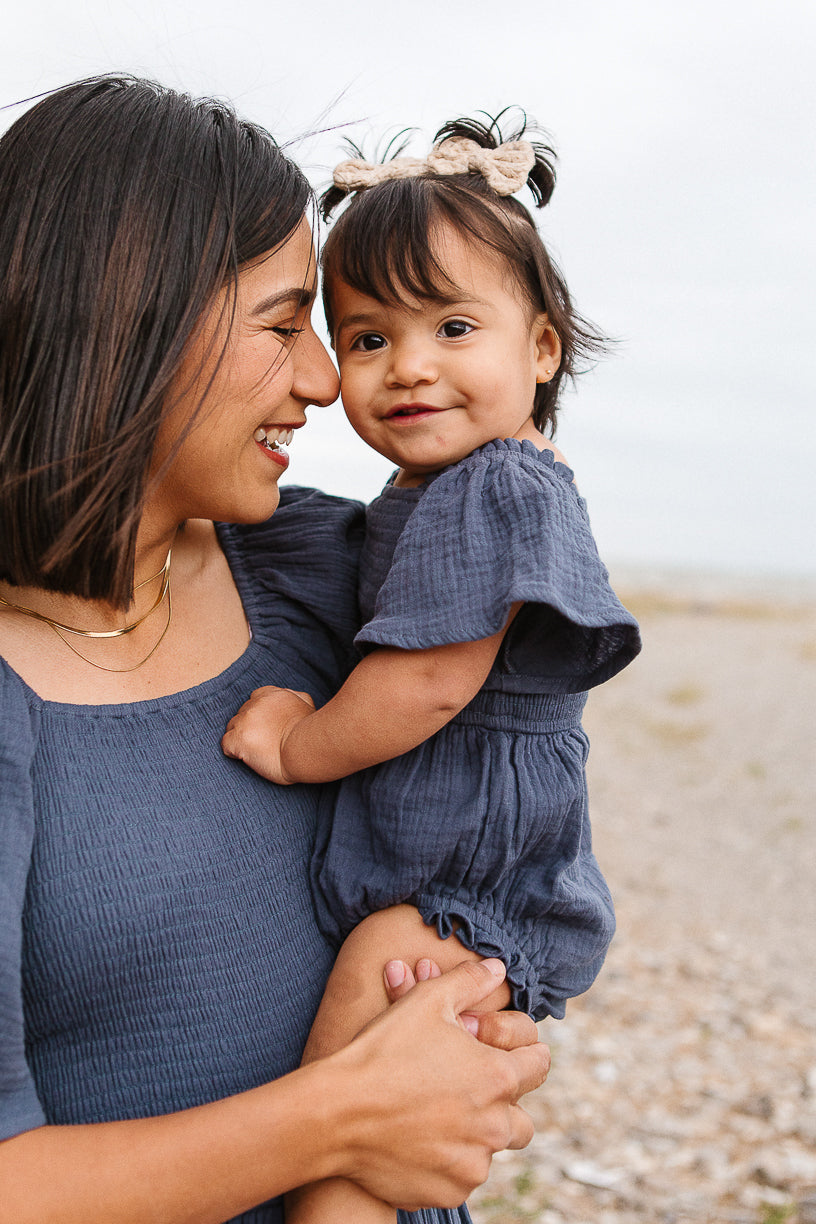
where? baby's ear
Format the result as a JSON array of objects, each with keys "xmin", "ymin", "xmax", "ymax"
[{"xmin": 534, "ymin": 314, "xmax": 562, "ymax": 382}]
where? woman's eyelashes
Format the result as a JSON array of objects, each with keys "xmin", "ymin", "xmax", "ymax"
[
  {"xmin": 271, "ymin": 322, "xmax": 305, "ymax": 339},
  {"xmin": 264, "ymin": 308, "xmax": 311, "ymax": 341}
]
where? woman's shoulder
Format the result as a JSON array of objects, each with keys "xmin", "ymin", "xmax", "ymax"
[
  {"xmin": 0, "ymin": 652, "xmax": 37, "ymax": 721},
  {"xmin": 217, "ymin": 486, "xmax": 366, "ymax": 645},
  {"xmin": 225, "ymin": 484, "xmax": 365, "ymax": 546},
  {"xmin": 0, "ymin": 654, "xmax": 39, "ymax": 813},
  {"xmin": 219, "ymin": 486, "xmax": 365, "ymax": 578}
]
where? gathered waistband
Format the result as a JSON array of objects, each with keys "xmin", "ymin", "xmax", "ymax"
[{"xmin": 453, "ymin": 688, "xmax": 587, "ymax": 733}]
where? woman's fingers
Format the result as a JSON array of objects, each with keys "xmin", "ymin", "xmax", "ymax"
[
  {"xmin": 384, "ymin": 958, "xmax": 548, "ymax": 1071},
  {"xmin": 394, "ymin": 959, "xmax": 550, "ymax": 1098},
  {"xmin": 468, "ymin": 1009, "xmax": 544, "ymax": 1055},
  {"xmin": 503, "ymin": 1038, "xmax": 552, "ymax": 1101},
  {"xmin": 336, "ymin": 961, "xmax": 551, "ymax": 1206},
  {"xmin": 434, "ymin": 957, "xmax": 508, "ymax": 1014},
  {"xmin": 506, "ymin": 1104, "xmax": 536, "ymax": 1151}
]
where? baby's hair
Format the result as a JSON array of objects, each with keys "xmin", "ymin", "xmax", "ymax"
[{"xmin": 320, "ymin": 110, "xmax": 608, "ymax": 436}]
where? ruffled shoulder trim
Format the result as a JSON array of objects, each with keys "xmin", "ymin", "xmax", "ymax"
[
  {"xmin": 454, "ymin": 435, "xmax": 579, "ymax": 485},
  {"xmin": 355, "ymin": 441, "xmax": 640, "ymax": 690},
  {"xmin": 218, "ymin": 486, "xmax": 365, "ymax": 647}
]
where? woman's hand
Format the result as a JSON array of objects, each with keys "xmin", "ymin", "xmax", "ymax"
[
  {"xmin": 327, "ymin": 959, "xmax": 549, "ymax": 1210},
  {"xmin": 0, "ymin": 962, "xmax": 548, "ymax": 1224},
  {"xmin": 222, "ymin": 685, "xmax": 315, "ymax": 783},
  {"xmin": 383, "ymin": 955, "xmax": 541, "ymax": 1046}
]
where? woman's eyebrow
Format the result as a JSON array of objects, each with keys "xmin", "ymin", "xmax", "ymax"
[{"xmin": 251, "ymin": 286, "xmax": 316, "ymax": 317}]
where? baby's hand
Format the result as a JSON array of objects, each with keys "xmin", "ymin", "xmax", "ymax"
[{"xmin": 222, "ymin": 685, "xmax": 316, "ymax": 784}]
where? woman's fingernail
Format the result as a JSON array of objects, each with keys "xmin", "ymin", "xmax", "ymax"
[
  {"xmin": 461, "ymin": 1014, "xmax": 479, "ymax": 1036},
  {"xmin": 385, "ymin": 960, "xmax": 406, "ymax": 988},
  {"xmin": 416, "ymin": 959, "xmax": 431, "ymax": 981},
  {"xmin": 483, "ymin": 958, "xmax": 506, "ymax": 978}
]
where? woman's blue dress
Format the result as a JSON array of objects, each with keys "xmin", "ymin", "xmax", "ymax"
[{"xmin": 0, "ymin": 487, "xmax": 468, "ymax": 1224}]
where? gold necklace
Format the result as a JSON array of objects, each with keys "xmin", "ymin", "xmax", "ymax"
[{"xmin": 0, "ymin": 548, "xmax": 173, "ymax": 673}]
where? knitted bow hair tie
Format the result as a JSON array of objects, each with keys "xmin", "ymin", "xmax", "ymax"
[{"xmin": 332, "ymin": 136, "xmax": 536, "ymax": 197}]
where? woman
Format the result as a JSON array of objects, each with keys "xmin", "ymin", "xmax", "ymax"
[{"xmin": 0, "ymin": 76, "xmax": 549, "ymax": 1224}]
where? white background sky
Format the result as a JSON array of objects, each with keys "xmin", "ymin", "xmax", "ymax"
[{"xmin": 3, "ymin": 0, "xmax": 814, "ymax": 580}]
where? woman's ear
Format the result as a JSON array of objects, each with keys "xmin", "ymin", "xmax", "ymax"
[{"xmin": 534, "ymin": 315, "xmax": 562, "ymax": 383}]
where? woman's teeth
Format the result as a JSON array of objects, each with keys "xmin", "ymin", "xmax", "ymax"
[{"xmin": 254, "ymin": 426, "xmax": 294, "ymax": 450}]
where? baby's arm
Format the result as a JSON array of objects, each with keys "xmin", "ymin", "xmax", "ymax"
[
  {"xmin": 222, "ymin": 608, "xmax": 519, "ymax": 784},
  {"xmin": 286, "ymin": 906, "xmax": 512, "ymax": 1224}
]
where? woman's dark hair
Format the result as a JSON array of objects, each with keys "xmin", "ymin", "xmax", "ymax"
[
  {"xmin": 0, "ymin": 75, "xmax": 310, "ymax": 605},
  {"xmin": 320, "ymin": 112, "xmax": 607, "ymax": 436}
]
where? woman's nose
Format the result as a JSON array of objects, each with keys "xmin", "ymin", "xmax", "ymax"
[
  {"xmin": 294, "ymin": 329, "xmax": 340, "ymax": 407},
  {"xmin": 385, "ymin": 341, "xmax": 438, "ymax": 388}
]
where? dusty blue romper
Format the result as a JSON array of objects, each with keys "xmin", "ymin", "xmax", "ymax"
[{"xmin": 312, "ymin": 440, "xmax": 642, "ymax": 1020}]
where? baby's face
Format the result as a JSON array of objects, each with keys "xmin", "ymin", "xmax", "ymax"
[{"xmin": 330, "ymin": 224, "xmax": 560, "ymax": 486}]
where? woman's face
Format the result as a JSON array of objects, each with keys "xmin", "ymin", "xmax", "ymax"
[{"xmin": 150, "ymin": 219, "xmax": 339, "ymax": 528}]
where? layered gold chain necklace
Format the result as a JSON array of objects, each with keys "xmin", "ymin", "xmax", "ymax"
[{"xmin": 0, "ymin": 548, "xmax": 173, "ymax": 673}]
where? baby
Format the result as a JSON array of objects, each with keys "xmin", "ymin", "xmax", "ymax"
[{"xmin": 224, "ymin": 114, "xmax": 641, "ymax": 1223}]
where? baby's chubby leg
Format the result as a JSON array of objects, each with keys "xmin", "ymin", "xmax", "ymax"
[{"xmin": 286, "ymin": 905, "xmax": 511, "ymax": 1224}]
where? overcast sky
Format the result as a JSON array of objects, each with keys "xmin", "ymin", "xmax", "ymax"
[{"xmin": 3, "ymin": 0, "xmax": 814, "ymax": 580}]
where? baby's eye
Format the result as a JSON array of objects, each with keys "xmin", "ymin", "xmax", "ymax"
[
  {"xmin": 439, "ymin": 319, "xmax": 474, "ymax": 339},
  {"xmin": 351, "ymin": 332, "xmax": 387, "ymax": 352}
]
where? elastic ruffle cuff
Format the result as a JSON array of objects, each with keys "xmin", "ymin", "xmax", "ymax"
[{"xmin": 413, "ymin": 890, "xmax": 610, "ymax": 1020}]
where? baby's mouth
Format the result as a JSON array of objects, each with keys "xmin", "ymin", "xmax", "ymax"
[
  {"xmin": 254, "ymin": 426, "xmax": 294, "ymax": 453},
  {"xmin": 386, "ymin": 403, "xmax": 444, "ymax": 419}
]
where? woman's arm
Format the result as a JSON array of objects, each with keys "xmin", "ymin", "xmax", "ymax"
[
  {"xmin": 222, "ymin": 605, "xmax": 520, "ymax": 784},
  {"xmin": 0, "ymin": 960, "xmax": 548, "ymax": 1224}
]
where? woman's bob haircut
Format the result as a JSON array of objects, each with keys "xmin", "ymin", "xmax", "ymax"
[{"xmin": 0, "ymin": 75, "xmax": 310, "ymax": 606}]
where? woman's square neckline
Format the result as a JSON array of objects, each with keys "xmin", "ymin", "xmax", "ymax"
[{"xmin": 2, "ymin": 524, "xmax": 261, "ymax": 716}]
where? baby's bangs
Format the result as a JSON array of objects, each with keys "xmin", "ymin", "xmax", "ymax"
[{"xmin": 322, "ymin": 178, "xmax": 469, "ymax": 310}]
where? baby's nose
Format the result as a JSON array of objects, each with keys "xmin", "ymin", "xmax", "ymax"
[{"xmin": 387, "ymin": 343, "xmax": 438, "ymax": 386}]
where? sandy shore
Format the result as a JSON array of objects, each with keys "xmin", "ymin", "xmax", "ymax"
[{"xmin": 471, "ymin": 578, "xmax": 816, "ymax": 1224}]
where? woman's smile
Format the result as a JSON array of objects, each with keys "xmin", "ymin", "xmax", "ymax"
[
  {"xmin": 151, "ymin": 219, "xmax": 339, "ymax": 526},
  {"xmin": 253, "ymin": 424, "xmax": 300, "ymax": 469}
]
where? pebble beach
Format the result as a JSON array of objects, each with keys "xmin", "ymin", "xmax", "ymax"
[{"xmin": 471, "ymin": 577, "xmax": 816, "ymax": 1224}]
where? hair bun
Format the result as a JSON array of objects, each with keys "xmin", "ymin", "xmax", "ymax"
[{"xmin": 432, "ymin": 109, "xmax": 556, "ymax": 208}]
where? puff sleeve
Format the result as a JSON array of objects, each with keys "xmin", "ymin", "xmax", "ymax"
[
  {"xmin": 219, "ymin": 485, "xmax": 366, "ymax": 699},
  {"xmin": 0, "ymin": 661, "xmax": 46, "ymax": 1140},
  {"xmin": 355, "ymin": 439, "xmax": 640, "ymax": 691}
]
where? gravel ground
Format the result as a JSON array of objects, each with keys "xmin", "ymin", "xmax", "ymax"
[{"xmin": 470, "ymin": 582, "xmax": 816, "ymax": 1224}]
